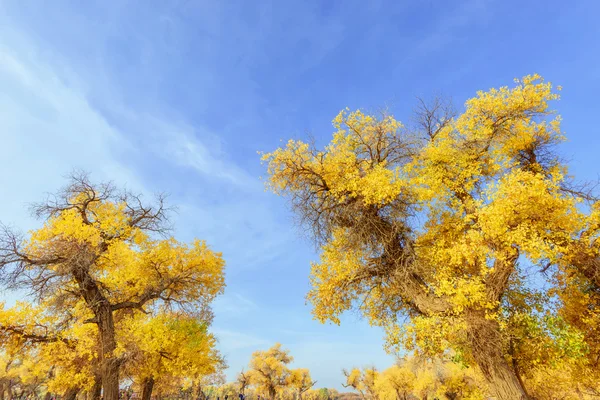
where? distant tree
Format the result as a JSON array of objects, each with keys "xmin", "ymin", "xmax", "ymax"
[
  {"xmin": 374, "ymin": 365, "xmax": 414, "ymax": 400},
  {"xmin": 342, "ymin": 369, "xmax": 365, "ymax": 399},
  {"xmin": 342, "ymin": 368, "xmax": 377, "ymax": 400},
  {"xmin": 196, "ymin": 370, "xmax": 227, "ymax": 400},
  {"xmin": 247, "ymin": 343, "xmax": 293, "ymax": 399},
  {"xmin": 237, "ymin": 369, "xmax": 251, "ymax": 396},
  {"xmin": 287, "ymin": 369, "xmax": 316, "ymax": 400},
  {"xmin": 122, "ymin": 313, "xmax": 224, "ymax": 400}
]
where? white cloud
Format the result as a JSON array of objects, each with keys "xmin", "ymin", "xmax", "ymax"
[
  {"xmin": 213, "ymin": 329, "xmax": 269, "ymax": 351},
  {"xmin": 0, "ymin": 33, "xmax": 142, "ymax": 229},
  {"xmin": 278, "ymin": 329, "xmax": 322, "ymax": 336},
  {"xmin": 213, "ymin": 292, "xmax": 259, "ymax": 317},
  {"xmin": 154, "ymin": 123, "xmax": 257, "ymax": 189}
]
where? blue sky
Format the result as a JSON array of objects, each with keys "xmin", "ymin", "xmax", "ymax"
[{"xmin": 1, "ymin": 0, "xmax": 599, "ymax": 391}]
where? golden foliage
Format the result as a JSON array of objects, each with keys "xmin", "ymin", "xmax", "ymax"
[
  {"xmin": 247, "ymin": 343, "xmax": 294, "ymax": 399},
  {"xmin": 263, "ymin": 75, "xmax": 600, "ymax": 399},
  {"xmin": 0, "ymin": 174, "xmax": 226, "ymax": 399}
]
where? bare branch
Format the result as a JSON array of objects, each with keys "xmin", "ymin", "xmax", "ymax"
[{"xmin": 412, "ymin": 96, "xmax": 456, "ymax": 140}]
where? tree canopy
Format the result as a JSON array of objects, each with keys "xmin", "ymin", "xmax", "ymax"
[
  {"xmin": 0, "ymin": 173, "xmax": 226, "ymax": 400},
  {"xmin": 262, "ymin": 75, "xmax": 600, "ymax": 400}
]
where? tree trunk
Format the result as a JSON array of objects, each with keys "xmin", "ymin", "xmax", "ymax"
[
  {"xmin": 7, "ymin": 380, "xmax": 15, "ymax": 400},
  {"xmin": 141, "ymin": 377, "xmax": 155, "ymax": 400},
  {"xmin": 102, "ymin": 355, "xmax": 120, "ymax": 400},
  {"xmin": 90, "ymin": 301, "xmax": 119, "ymax": 400},
  {"xmin": 88, "ymin": 373, "xmax": 102, "ymax": 400},
  {"xmin": 43, "ymin": 391, "xmax": 52, "ymax": 400},
  {"xmin": 72, "ymin": 264, "xmax": 120, "ymax": 400},
  {"xmin": 466, "ymin": 310, "xmax": 530, "ymax": 400},
  {"xmin": 64, "ymin": 387, "xmax": 80, "ymax": 400},
  {"xmin": 196, "ymin": 384, "xmax": 206, "ymax": 400}
]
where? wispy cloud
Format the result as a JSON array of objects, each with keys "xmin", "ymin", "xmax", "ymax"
[
  {"xmin": 407, "ymin": 0, "xmax": 492, "ymax": 61},
  {"xmin": 278, "ymin": 329, "xmax": 322, "ymax": 337},
  {"xmin": 104, "ymin": 109, "xmax": 259, "ymax": 189},
  {"xmin": 0, "ymin": 32, "xmax": 141, "ymax": 226},
  {"xmin": 214, "ymin": 292, "xmax": 259, "ymax": 317},
  {"xmin": 161, "ymin": 127, "xmax": 254, "ymax": 188},
  {"xmin": 213, "ymin": 329, "xmax": 269, "ymax": 351}
]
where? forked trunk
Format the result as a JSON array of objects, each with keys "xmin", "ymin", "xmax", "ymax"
[
  {"xmin": 72, "ymin": 263, "xmax": 121, "ymax": 400},
  {"xmin": 466, "ymin": 310, "xmax": 530, "ymax": 400},
  {"xmin": 141, "ymin": 377, "xmax": 155, "ymax": 400}
]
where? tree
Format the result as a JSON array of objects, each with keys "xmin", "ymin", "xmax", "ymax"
[
  {"xmin": 287, "ymin": 368, "xmax": 316, "ymax": 400},
  {"xmin": 121, "ymin": 312, "xmax": 224, "ymax": 400},
  {"xmin": 0, "ymin": 172, "xmax": 226, "ymax": 400},
  {"xmin": 374, "ymin": 365, "xmax": 414, "ymax": 400},
  {"xmin": 195, "ymin": 370, "xmax": 227, "ymax": 400},
  {"xmin": 436, "ymin": 361, "xmax": 486, "ymax": 400},
  {"xmin": 0, "ymin": 300, "xmax": 102, "ymax": 398},
  {"xmin": 410, "ymin": 361, "xmax": 438, "ymax": 400},
  {"xmin": 342, "ymin": 368, "xmax": 377, "ymax": 400},
  {"xmin": 212, "ymin": 382, "xmax": 238, "ymax": 400},
  {"xmin": 342, "ymin": 368, "xmax": 365, "ymax": 399},
  {"xmin": 262, "ymin": 75, "xmax": 600, "ymax": 399},
  {"xmin": 237, "ymin": 370, "xmax": 251, "ymax": 396},
  {"xmin": 318, "ymin": 388, "xmax": 339, "ymax": 400},
  {"xmin": 361, "ymin": 369, "xmax": 378, "ymax": 400},
  {"xmin": 0, "ymin": 350, "xmax": 49, "ymax": 400},
  {"xmin": 248, "ymin": 343, "xmax": 293, "ymax": 399},
  {"xmin": 550, "ymin": 269, "xmax": 600, "ymax": 397},
  {"xmin": 357, "ymin": 356, "xmax": 486, "ymax": 400}
]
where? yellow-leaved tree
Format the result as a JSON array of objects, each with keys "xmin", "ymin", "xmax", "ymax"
[
  {"xmin": 287, "ymin": 368, "xmax": 316, "ymax": 400},
  {"xmin": 0, "ymin": 300, "xmax": 99, "ymax": 399},
  {"xmin": 373, "ymin": 365, "xmax": 414, "ymax": 400},
  {"xmin": 236, "ymin": 369, "xmax": 251, "ymax": 396},
  {"xmin": 262, "ymin": 75, "xmax": 600, "ymax": 399},
  {"xmin": 120, "ymin": 312, "xmax": 225, "ymax": 400},
  {"xmin": 371, "ymin": 356, "xmax": 486, "ymax": 400},
  {"xmin": 0, "ymin": 172, "xmax": 226, "ymax": 400},
  {"xmin": 342, "ymin": 367, "xmax": 378, "ymax": 400},
  {"xmin": 247, "ymin": 343, "xmax": 293, "ymax": 399}
]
